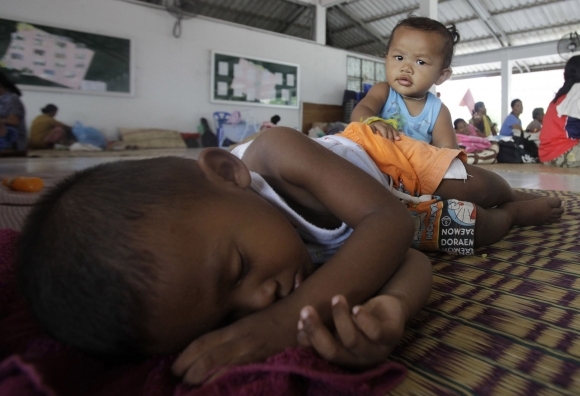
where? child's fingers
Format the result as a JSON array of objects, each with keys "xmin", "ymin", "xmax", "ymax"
[
  {"xmin": 297, "ymin": 306, "xmax": 344, "ymax": 361},
  {"xmin": 331, "ymin": 295, "xmax": 362, "ymax": 348},
  {"xmin": 350, "ymin": 304, "xmax": 386, "ymax": 343},
  {"xmin": 373, "ymin": 123, "xmax": 402, "ymax": 141}
]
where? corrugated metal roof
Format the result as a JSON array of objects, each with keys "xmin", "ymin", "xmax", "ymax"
[{"xmin": 132, "ymin": 0, "xmax": 580, "ymax": 77}]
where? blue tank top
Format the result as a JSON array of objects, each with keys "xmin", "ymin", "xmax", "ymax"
[{"xmin": 379, "ymin": 87, "xmax": 442, "ymax": 143}]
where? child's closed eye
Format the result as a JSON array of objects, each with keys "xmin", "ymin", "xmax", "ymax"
[{"xmin": 235, "ymin": 252, "xmax": 250, "ymax": 286}]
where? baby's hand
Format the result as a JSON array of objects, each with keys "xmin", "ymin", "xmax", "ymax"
[
  {"xmin": 369, "ymin": 121, "xmax": 402, "ymax": 141},
  {"xmin": 296, "ymin": 294, "xmax": 406, "ymax": 368}
]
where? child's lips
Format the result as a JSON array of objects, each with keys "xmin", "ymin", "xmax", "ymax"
[
  {"xmin": 397, "ymin": 77, "xmax": 412, "ymax": 86},
  {"xmin": 294, "ymin": 272, "xmax": 303, "ymax": 291}
]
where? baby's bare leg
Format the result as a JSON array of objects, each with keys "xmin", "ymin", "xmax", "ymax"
[
  {"xmin": 434, "ymin": 164, "xmax": 542, "ymax": 208},
  {"xmin": 474, "ymin": 197, "xmax": 563, "ymax": 247}
]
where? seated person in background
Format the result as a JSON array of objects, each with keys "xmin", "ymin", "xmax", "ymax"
[
  {"xmin": 499, "ymin": 99, "xmax": 524, "ymax": 137},
  {"xmin": 17, "ymin": 122, "xmax": 564, "ymax": 384},
  {"xmin": 29, "ymin": 104, "xmax": 75, "ymax": 149},
  {"xmin": 539, "ymin": 55, "xmax": 580, "ymax": 167},
  {"xmin": 526, "ymin": 107, "xmax": 544, "ymax": 132},
  {"xmin": 0, "ymin": 120, "xmax": 18, "ymax": 151},
  {"xmin": 454, "ymin": 118, "xmax": 486, "ymax": 137},
  {"xmin": 0, "ymin": 71, "xmax": 27, "ymax": 151},
  {"xmin": 350, "ymin": 16, "xmax": 459, "ymax": 149},
  {"xmin": 259, "ymin": 114, "xmax": 281, "ymax": 131},
  {"xmin": 454, "ymin": 118, "xmax": 492, "ymax": 154},
  {"xmin": 469, "ymin": 101, "xmax": 497, "ymax": 137}
]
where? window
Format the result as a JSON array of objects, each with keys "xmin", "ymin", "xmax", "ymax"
[{"xmin": 347, "ymin": 56, "xmax": 385, "ymax": 92}]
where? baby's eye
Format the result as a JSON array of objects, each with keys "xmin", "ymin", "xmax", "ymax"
[
  {"xmin": 394, "ymin": 55, "xmax": 403, "ymax": 61},
  {"xmin": 235, "ymin": 252, "xmax": 250, "ymax": 286},
  {"xmin": 416, "ymin": 60, "xmax": 426, "ymax": 65}
]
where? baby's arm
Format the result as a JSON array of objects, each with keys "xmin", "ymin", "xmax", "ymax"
[
  {"xmin": 172, "ymin": 127, "xmax": 415, "ymax": 384},
  {"xmin": 350, "ymin": 82, "xmax": 401, "ymax": 140},
  {"xmin": 431, "ymin": 104, "xmax": 459, "ymax": 149},
  {"xmin": 296, "ymin": 249, "xmax": 432, "ymax": 367}
]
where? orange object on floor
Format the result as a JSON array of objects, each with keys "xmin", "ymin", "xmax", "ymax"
[{"xmin": 2, "ymin": 176, "xmax": 44, "ymax": 192}]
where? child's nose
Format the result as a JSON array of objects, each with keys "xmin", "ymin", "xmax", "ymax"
[
  {"xmin": 400, "ymin": 63, "xmax": 412, "ymax": 73},
  {"xmin": 244, "ymin": 279, "xmax": 281, "ymax": 311}
]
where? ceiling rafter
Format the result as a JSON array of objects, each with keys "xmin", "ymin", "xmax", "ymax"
[
  {"xmin": 279, "ymin": 6, "xmax": 312, "ymax": 34},
  {"xmin": 334, "ymin": 4, "xmax": 389, "ymax": 47},
  {"xmin": 126, "ymin": 0, "xmax": 579, "ymax": 77},
  {"xmin": 464, "ymin": 0, "xmax": 510, "ymax": 46}
]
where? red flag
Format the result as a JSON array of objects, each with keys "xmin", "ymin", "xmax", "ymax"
[{"xmin": 459, "ymin": 89, "xmax": 475, "ymax": 114}]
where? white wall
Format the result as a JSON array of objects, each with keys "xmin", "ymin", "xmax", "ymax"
[{"xmin": 3, "ymin": 0, "xmax": 367, "ymax": 139}]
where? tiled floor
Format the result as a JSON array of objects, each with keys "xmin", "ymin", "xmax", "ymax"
[
  {"xmin": 477, "ymin": 163, "xmax": 580, "ymax": 192},
  {"xmin": 2, "ymin": 154, "xmax": 580, "ymax": 192},
  {"xmin": 486, "ymin": 169, "xmax": 580, "ymax": 192}
]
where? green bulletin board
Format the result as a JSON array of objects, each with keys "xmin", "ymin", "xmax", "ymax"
[
  {"xmin": 211, "ymin": 51, "xmax": 299, "ymax": 109},
  {"xmin": 0, "ymin": 18, "xmax": 132, "ymax": 96}
]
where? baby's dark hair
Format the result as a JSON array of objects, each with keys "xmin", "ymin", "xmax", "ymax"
[
  {"xmin": 453, "ymin": 118, "xmax": 466, "ymax": 129},
  {"xmin": 17, "ymin": 157, "xmax": 205, "ymax": 360},
  {"xmin": 386, "ymin": 15, "xmax": 460, "ymax": 69}
]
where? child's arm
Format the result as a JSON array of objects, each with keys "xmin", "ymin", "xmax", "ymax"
[
  {"xmin": 296, "ymin": 248, "xmax": 432, "ymax": 367},
  {"xmin": 172, "ymin": 127, "xmax": 415, "ymax": 384},
  {"xmin": 350, "ymin": 82, "xmax": 401, "ymax": 141},
  {"xmin": 431, "ymin": 104, "xmax": 459, "ymax": 149}
]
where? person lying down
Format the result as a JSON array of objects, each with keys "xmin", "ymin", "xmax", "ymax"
[{"xmin": 17, "ymin": 122, "xmax": 563, "ymax": 384}]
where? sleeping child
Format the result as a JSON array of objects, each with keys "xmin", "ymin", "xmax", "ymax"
[{"xmin": 17, "ymin": 123, "xmax": 563, "ymax": 384}]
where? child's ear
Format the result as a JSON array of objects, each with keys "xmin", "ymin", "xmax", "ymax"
[
  {"xmin": 435, "ymin": 68, "xmax": 452, "ymax": 85},
  {"xmin": 197, "ymin": 148, "xmax": 251, "ymax": 189}
]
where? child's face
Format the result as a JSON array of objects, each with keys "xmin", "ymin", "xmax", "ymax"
[
  {"xmin": 455, "ymin": 120, "xmax": 468, "ymax": 135},
  {"xmin": 385, "ymin": 27, "xmax": 451, "ymax": 98},
  {"xmin": 143, "ymin": 162, "xmax": 314, "ymax": 353}
]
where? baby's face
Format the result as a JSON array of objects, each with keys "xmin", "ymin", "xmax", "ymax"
[
  {"xmin": 143, "ymin": 177, "xmax": 314, "ymax": 354},
  {"xmin": 385, "ymin": 26, "xmax": 448, "ymax": 98},
  {"xmin": 455, "ymin": 121, "xmax": 468, "ymax": 135}
]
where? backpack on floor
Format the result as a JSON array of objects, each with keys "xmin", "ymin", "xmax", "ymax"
[{"xmin": 496, "ymin": 136, "xmax": 538, "ymax": 164}]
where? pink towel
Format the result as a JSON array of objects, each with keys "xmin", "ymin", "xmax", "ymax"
[
  {"xmin": 456, "ymin": 133, "xmax": 492, "ymax": 153},
  {"xmin": 0, "ymin": 228, "xmax": 407, "ymax": 396}
]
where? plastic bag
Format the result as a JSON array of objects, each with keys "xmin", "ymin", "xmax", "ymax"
[{"xmin": 72, "ymin": 122, "xmax": 107, "ymax": 149}]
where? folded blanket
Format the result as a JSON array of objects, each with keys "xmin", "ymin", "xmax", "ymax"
[
  {"xmin": 456, "ymin": 133, "xmax": 492, "ymax": 153},
  {"xmin": 0, "ymin": 228, "xmax": 406, "ymax": 396}
]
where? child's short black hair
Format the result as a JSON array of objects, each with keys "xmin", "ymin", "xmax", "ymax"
[
  {"xmin": 453, "ymin": 118, "xmax": 466, "ymax": 129},
  {"xmin": 386, "ymin": 15, "xmax": 460, "ymax": 69},
  {"xmin": 17, "ymin": 157, "xmax": 204, "ymax": 360}
]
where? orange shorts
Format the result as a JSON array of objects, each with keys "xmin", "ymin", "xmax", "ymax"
[
  {"xmin": 339, "ymin": 122, "xmax": 466, "ymax": 195},
  {"xmin": 338, "ymin": 123, "xmax": 476, "ymax": 254}
]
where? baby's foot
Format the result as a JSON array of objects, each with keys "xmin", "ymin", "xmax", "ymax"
[{"xmin": 502, "ymin": 196, "xmax": 563, "ymax": 226}]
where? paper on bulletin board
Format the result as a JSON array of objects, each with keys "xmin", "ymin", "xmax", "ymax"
[
  {"xmin": 231, "ymin": 58, "xmax": 277, "ymax": 102},
  {"xmin": 2, "ymin": 24, "xmax": 94, "ymax": 90},
  {"xmin": 218, "ymin": 61, "xmax": 229, "ymax": 76},
  {"xmin": 211, "ymin": 51, "xmax": 299, "ymax": 108}
]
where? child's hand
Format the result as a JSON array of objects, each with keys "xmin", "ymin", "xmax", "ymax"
[
  {"xmin": 369, "ymin": 121, "xmax": 402, "ymax": 141},
  {"xmin": 296, "ymin": 294, "xmax": 406, "ymax": 368},
  {"xmin": 172, "ymin": 309, "xmax": 295, "ymax": 385}
]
